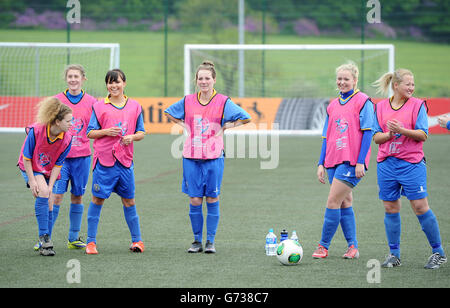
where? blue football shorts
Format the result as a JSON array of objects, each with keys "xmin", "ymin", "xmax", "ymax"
[
  {"xmin": 20, "ymin": 170, "xmax": 57, "ymax": 191},
  {"xmin": 326, "ymin": 162, "xmax": 363, "ymax": 188},
  {"xmin": 54, "ymin": 156, "xmax": 91, "ymax": 196},
  {"xmin": 377, "ymin": 156, "xmax": 427, "ymax": 201},
  {"xmin": 91, "ymin": 161, "xmax": 135, "ymax": 200},
  {"xmin": 182, "ymin": 157, "xmax": 224, "ymax": 198}
]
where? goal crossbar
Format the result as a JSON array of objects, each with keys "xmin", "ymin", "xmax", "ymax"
[
  {"xmin": 184, "ymin": 44, "xmax": 394, "ymax": 135},
  {"xmin": 184, "ymin": 43, "xmax": 395, "ymax": 96},
  {"xmin": 0, "ymin": 42, "xmax": 120, "ymax": 71},
  {"xmin": 0, "ymin": 42, "xmax": 120, "ymax": 132}
]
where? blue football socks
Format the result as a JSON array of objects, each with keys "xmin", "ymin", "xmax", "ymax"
[
  {"xmin": 384, "ymin": 212, "xmax": 401, "ymax": 258},
  {"xmin": 87, "ymin": 202, "xmax": 102, "ymax": 244},
  {"xmin": 35, "ymin": 197, "xmax": 49, "ymax": 236},
  {"xmin": 47, "ymin": 209, "xmax": 53, "ymax": 238},
  {"xmin": 51, "ymin": 204, "xmax": 60, "ymax": 231},
  {"xmin": 417, "ymin": 209, "xmax": 445, "ymax": 256},
  {"xmin": 68, "ymin": 203, "xmax": 84, "ymax": 242},
  {"xmin": 189, "ymin": 204, "xmax": 203, "ymax": 243},
  {"xmin": 123, "ymin": 205, "xmax": 142, "ymax": 243},
  {"xmin": 206, "ymin": 201, "xmax": 220, "ymax": 243},
  {"xmin": 320, "ymin": 208, "xmax": 341, "ymax": 249},
  {"xmin": 340, "ymin": 206, "xmax": 358, "ymax": 248}
]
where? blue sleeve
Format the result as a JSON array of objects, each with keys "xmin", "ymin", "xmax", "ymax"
[
  {"xmin": 23, "ymin": 128, "xmax": 36, "ymax": 160},
  {"xmin": 373, "ymin": 108, "xmax": 383, "ymax": 135},
  {"xmin": 356, "ymin": 100, "xmax": 374, "ymax": 165},
  {"xmin": 55, "ymin": 142, "xmax": 72, "ymax": 166},
  {"xmin": 86, "ymin": 109, "xmax": 101, "ymax": 136},
  {"xmin": 318, "ymin": 138, "xmax": 327, "ymax": 166},
  {"xmin": 414, "ymin": 104, "xmax": 428, "ymax": 135},
  {"xmin": 321, "ymin": 115, "xmax": 329, "ymax": 138},
  {"xmin": 222, "ymin": 99, "xmax": 251, "ymax": 125},
  {"xmin": 360, "ymin": 99, "xmax": 374, "ymax": 131},
  {"xmin": 164, "ymin": 98, "xmax": 185, "ymax": 120},
  {"xmin": 318, "ymin": 115, "xmax": 328, "ymax": 165},
  {"xmin": 357, "ymin": 130, "xmax": 372, "ymax": 164},
  {"xmin": 135, "ymin": 111, "xmax": 145, "ymax": 133}
]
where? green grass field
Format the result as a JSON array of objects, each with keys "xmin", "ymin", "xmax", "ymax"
[
  {"xmin": 1, "ymin": 29, "xmax": 449, "ymax": 97},
  {"xmin": 1, "ymin": 133, "xmax": 449, "ymax": 288}
]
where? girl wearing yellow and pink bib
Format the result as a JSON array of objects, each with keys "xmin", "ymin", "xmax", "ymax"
[
  {"xmin": 165, "ymin": 61, "xmax": 250, "ymax": 254},
  {"xmin": 17, "ymin": 97, "xmax": 73, "ymax": 256},
  {"xmin": 313, "ymin": 62, "xmax": 374, "ymax": 260},
  {"xmin": 373, "ymin": 69, "xmax": 446, "ymax": 269},
  {"xmin": 85, "ymin": 69, "xmax": 146, "ymax": 255},
  {"xmin": 51, "ymin": 65, "xmax": 97, "ymax": 249}
]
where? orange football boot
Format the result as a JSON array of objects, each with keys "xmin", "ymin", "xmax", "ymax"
[
  {"xmin": 342, "ymin": 245, "xmax": 359, "ymax": 259},
  {"xmin": 312, "ymin": 244, "xmax": 328, "ymax": 259},
  {"xmin": 85, "ymin": 242, "xmax": 98, "ymax": 255},
  {"xmin": 130, "ymin": 241, "xmax": 145, "ymax": 253}
]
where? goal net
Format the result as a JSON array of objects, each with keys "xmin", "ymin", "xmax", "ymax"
[
  {"xmin": 185, "ymin": 44, "xmax": 394, "ymax": 134},
  {"xmin": 0, "ymin": 43, "xmax": 120, "ymax": 132}
]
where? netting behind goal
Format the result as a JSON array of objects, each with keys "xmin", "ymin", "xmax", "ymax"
[
  {"xmin": 185, "ymin": 44, "xmax": 394, "ymax": 99},
  {"xmin": 0, "ymin": 43, "xmax": 119, "ymax": 131}
]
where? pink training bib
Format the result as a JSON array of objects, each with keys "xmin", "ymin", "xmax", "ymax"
[
  {"xmin": 375, "ymin": 97, "xmax": 426, "ymax": 163},
  {"xmin": 182, "ymin": 92, "xmax": 228, "ymax": 160},
  {"xmin": 55, "ymin": 91, "xmax": 96, "ymax": 158},
  {"xmin": 91, "ymin": 98, "xmax": 142, "ymax": 168},
  {"xmin": 18, "ymin": 123, "xmax": 72, "ymax": 179},
  {"xmin": 324, "ymin": 91, "xmax": 372, "ymax": 168}
]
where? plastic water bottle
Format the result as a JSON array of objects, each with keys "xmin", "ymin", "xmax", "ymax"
[
  {"xmin": 265, "ymin": 229, "xmax": 277, "ymax": 256},
  {"xmin": 280, "ymin": 229, "xmax": 289, "ymax": 242},
  {"xmin": 290, "ymin": 230, "xmax": 299, "ymax": 243}
]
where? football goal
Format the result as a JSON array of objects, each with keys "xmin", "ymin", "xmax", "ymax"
[
  {"xmin": 185, "ymin": 44, "xmax": 394, "ymax": 134},
  {"xmin": 0, "ymin": 42, "xmax": 120, "ymax": 132}
]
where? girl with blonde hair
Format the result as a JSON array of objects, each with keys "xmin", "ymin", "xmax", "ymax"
[
  {"xmin": 18, "ymin": 97, "xmax": 73, "ymax": 256},
  {"xmin": 44, "ymin": 64, "xmax": 97, "ymax": 251},
  {"xmin": 372, "ymin": 69, "xmax": 446, "ymax": 269},
  {"xmin": 313, "ymin": 61, "xmax": 374, "ymax": 259}
]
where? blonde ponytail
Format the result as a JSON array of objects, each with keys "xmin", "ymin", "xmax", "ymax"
[
  {"xmin": 373, "ymin": 68, "xmax": 414, "ymax": 96},
  {"xmin": 372, "ymin": 72, "xmax": 394, "ymax": 96}
]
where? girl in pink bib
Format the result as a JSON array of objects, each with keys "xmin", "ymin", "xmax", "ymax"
[
  {"xmin": 51, "ymin": 64, "xmax": 97, "ymax": 250},
  {"xmin": 165, "ymin": 61, "xmax": 251, "ymax": 254},
  {"xmin": 85, "ymin": 69, "xmax": 146, "ymax": 255},
  {"xmin": 373, "ymin": 68, "xmax": 446, "ymax": 269},
  {"xmin": 17, "ymin": 97, "xmax": 73, "ymax": 256},
  {"xmin": 313, "ymin": 62, "xmax": 374, "ymax": 260}
]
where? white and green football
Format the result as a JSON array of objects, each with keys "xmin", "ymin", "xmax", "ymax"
[{"xmin": 276, "ymin": 239, "xmax": 303, "ymax": 266}]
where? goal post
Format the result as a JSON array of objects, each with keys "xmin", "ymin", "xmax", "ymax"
[
  {"xmin": 184, "ymin": 44, "xmax": 394, "ymax": 135},
  {"xmin": 0, "ymin": 42, "xmax": 120, "ymax": 132}
]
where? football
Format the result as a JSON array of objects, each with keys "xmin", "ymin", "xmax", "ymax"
[{"xmin": 276, "ymin": 239, "xmax": 303, "ymax": 266}]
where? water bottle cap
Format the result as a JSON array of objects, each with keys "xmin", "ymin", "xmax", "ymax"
[{"xmin": 269, "ymin": 228, "xmax": 273, "ymax": 232}]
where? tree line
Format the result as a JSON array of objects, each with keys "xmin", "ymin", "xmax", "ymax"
[{"xmin": 1, "ymin": 0, "xmax": 448, "ymax": 42}]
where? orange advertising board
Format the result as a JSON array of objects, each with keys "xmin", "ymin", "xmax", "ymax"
[
  {"xmin": 135, "ymin": 97, "xmax": 283, "ymax": 134},
  {"xmin": 426, "ymin": 98, "xmax": 450, "ymax": 134},
  {"xmin": 1, "ymin": 96, "xmax": 448, "ymax": 134}
]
